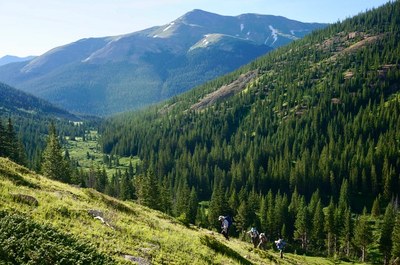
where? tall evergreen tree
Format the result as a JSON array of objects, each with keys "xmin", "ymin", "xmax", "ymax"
[
  {"xmin": 135, "ymin": 168, "xmax": 161, "ymax": 210},
  {"xmin": 41, "ymin": 122, "xmax": 70, "ymax": 182},
  {"xmin": 294, "ymin": 197, "xmax": 309, "ymax": 251},
  {"xmin": 310, "ymin": 200, "xmax": 325, "ymax": 253},
  {"xmin": 339, "ymin": 206, "xmax": 352, "ymax": 257},
  {"xmin": 188, "ymin": 187, "xmax": 198, "ymax": 224},
  {"xmin": 353, "ymin": 208, "xmax": 372, "ymax": 262},
  {"xmin": 208, "ymin": 180, "xmax": 227, "ymax": 230},
  {"xmin": 324, "ymin": 198, "xmax": 336, "ymax": 257},
  {"xmin": 390, "ymin": 213, "xmax": 400, "ymax": 263},
  {"xmin": 379, "ymin": 203, "xmax": 396, "ymax": 265}
]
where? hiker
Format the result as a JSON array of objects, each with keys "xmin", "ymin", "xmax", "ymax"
[
  {"xmin": 275, "ymin": 238, "xmax": 286, "ymax": 258},
  {"xmin": 247, "ymin": 227, "xmax": 259, "ymax": 248},
  {"xmin": 257, "ymin": 233, "xmax": 267, "ymax": 249},
  {"xmin": 218, "ymin": 216, "xmax": 230, "ymax": 240}
]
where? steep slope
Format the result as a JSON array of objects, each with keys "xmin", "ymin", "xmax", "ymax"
[
  {"xmin": 0, "ymin": 82, "xmax": 79, "ymax": 120},
  {"xmin": 0, "ymin": 10, "xmax": 327, "ymax": 116},
  {"xmin": 99, "ymin": 2, "xmax": 400, "ymax": 262},
  {"xmin": 0, "ymin": 157, "xmax": 360, "ymax": 264}
]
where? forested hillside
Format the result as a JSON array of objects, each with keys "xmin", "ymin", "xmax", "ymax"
[
  {"xmin": 0, "ymin": 10, "xmax": 326, "ymax": 116},
  {"xmin": 0, "ymin": 82, "xmax": 97, "ymax": 169},
  {"xmin": 100, "ymin": 2, "xmax": 400, "ymax": 263}
]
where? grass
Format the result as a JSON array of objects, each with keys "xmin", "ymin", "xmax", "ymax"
[
  {"xmin": 0, "ymin": 157, "xmax": 367, "ymax": 264},
  {"xmin": 65, "ymin": 130, "xmax": 140, "ymax": 176}
]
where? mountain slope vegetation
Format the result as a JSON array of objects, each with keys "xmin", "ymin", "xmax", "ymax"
[
  {"xmin": 100, "ymin": 2, "xmax": 400, "ymax": 263},
  {"xmin": 0, "ymin": 157, "xmax": 359, "ymax": 264},
  {"xmin": 0, "ymin": 10, "xmax": 326, "ymax": 116},
  {"xmin": 0, "ymin": 82, "xmax": 78, "ymax": 120}
]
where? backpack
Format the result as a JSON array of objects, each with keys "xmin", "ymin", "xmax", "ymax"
[{"xmin": 224, "ymin": 215, "xmax": 232, "ymax": 228}]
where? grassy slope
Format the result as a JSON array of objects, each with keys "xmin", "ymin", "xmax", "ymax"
[{"xmin": 0, "ymin": 157, "xmax": 363, "ymax": 264}]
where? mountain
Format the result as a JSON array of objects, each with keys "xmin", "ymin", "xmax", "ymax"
[
  {"xmin": 0, "ymin": 157, "xmax": 358, "ymax": 264},
  {"xmin": 0, "ymin": 82, "xmax": 79, "ymax": 120},
  {"xmin": 0, "ymin": 10, "xmax": 327, "ymax": 116},
  {"xmin": 99, "ymin": 2, "xmax": 400, "ymax": 262},
  {"xmin": 0, "ymin": 55, "xmax": 35, "ymax": 66}
]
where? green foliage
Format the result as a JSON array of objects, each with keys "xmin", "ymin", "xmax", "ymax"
[
  {"xmin": 0, "ymin": 210, "xmax": 113, "ymax": 264},
  {"xmin": 391, "ymin": 213, "xmax": 400, "ymax": 263},
  {"xmin": 353, "ymin": 209, "xmax": 373, "ymax": 262},
  {"xmin": 379, "ymin": 203, "xmax": 396, "ymax": 264},
  {"xmin": 102, "ymin": 0, "xmax": 400, "ymax": 214},
  {"xmin": 41, "ymin": 122, "xmax": 70, "ymax": 182}
]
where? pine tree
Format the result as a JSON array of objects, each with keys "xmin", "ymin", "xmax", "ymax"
[
  {"xmin": 188, "ymin": 187, "xmax": 198, "ymax": 224},
  {"xmin": 371, "ymin": 196, "xmax": 381, "ymax": 217},
  {"xmin": 235, "ymin": 200, "xmax": 250, "ymax": 233},
  {"xmin": 135, "ymin": 168, "xmax": 161, "ymax": 210},
  {"xmin": 390, "ymin": 213, "xmax": 400, "ymax": 263},
  {"xmin": 353, "ymin": 208, "xmax": 372, "ymax": 262},
  {"xmin": 325, "ymin": 198, "xmax": 336, "ymax": 256},
  {"xmin": 159, "ymin": 177, "xmax": 172, "ymax": 214},
  {"xmin": 208, "ymin": 180, "xmax": 227, "ymax": 230},
  {"xmin": 294, "ymin": 197, "xmax": 309, "ymax": 251},
  {"xmin": 339, "ymin": 206, "xmax": 352, "ymax": 257},
  {"xmin": 310, "ymin": 200, "xmax": 325, "ymax": 252},
  {"xmin": 379, "ymin": 203, "xmax": 395, "ymax": 265},
  {"xmin": 41, "ymin": 122, "xmax": 70, "ymax": 182},
  {"xmin": 120, "ymin": 170, "xmax": 134, "ymax": 200}
]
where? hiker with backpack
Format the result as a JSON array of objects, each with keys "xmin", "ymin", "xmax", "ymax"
[
  {"xmin": 275, "ymin": 238, "xmax": 286, "ymax": 258},
  {"xmin": 218, "ymin": 215, "xmax": 231, "ymax": 240},
  {"xmin": 257, "ymin": 233, "xmax": 267, "ymax": 250},
  {"xmin": 247, "ymin": 227, "xmax": 260, "ymax": 248}
]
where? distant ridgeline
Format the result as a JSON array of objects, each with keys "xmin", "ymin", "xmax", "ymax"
[
  {"xmin": 99, "ymin": 1, "xmax": 400, "ymax": 263},
  {"xmin": 0, "ymin": 10, "xmax": 326, "ymax": 116},
  {"xmin": 0, "ymin": 82, "xmax": 91, "ymax": 168}
]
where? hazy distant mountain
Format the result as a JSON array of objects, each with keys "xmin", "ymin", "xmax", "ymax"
[
  {"xmin": 0, "ymin": 9, "xmax": 327, "ymax": 116},
  {"xmin": 0, "ymin": 82, "xmax": 79, "ymax": 120},
  {"xmin": 0, "ymin": 55, "xmax": 36, "ymax": 66}
]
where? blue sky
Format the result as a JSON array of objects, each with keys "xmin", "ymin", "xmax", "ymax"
[{"xmin": 0, "ymin": 0, "xmax": 391, "ymax": 57}]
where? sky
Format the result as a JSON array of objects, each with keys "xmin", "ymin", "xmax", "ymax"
[{"xmin": 0, "ymin": 0, "xmax": 392, "ymax": 58}]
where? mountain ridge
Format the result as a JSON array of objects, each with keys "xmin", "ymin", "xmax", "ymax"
[
  {"xmin": 0, "ymin": 81, "xmax": 80, "ymax": 121},
  {"xmin": 0, "ymin": 55, "xmax": 36, "ymax": 66},
  {"xmin": 0, "ymin": 9, "xmax": 327, "ymax": 116}
]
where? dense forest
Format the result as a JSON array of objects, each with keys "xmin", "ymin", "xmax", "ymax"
[{"xmin": 98, "ymin": 2, "xmax": 400, "ymax": 263}]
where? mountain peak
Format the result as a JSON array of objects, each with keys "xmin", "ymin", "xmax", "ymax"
[{"xmin": 177, "ymin": 9, "xmax": 225, "ymax": 26}]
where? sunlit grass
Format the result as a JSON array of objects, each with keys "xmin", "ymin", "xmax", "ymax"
[{"xmin": 0, "ymin": 157, "xmax": 366, "ymax": 264}]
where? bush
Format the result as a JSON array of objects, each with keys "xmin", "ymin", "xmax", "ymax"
[{"xmin": 0, "ymin": 210, "xmax": 114, "ymax": 264}]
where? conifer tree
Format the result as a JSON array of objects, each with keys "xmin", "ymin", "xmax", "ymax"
[
  {"xmin": 294, "ymin": 197, "xmax": 309, "ymax": 251},
  {"xmin": 159, "ymin": 177, "xmax": 172, "ymax": 214},
  {"xmin": 325, "ymin": 198, "xmax": 336, "ymax": 256},
  {"xmin": 371, "ymin": 196, "xmax": 381, "ymax": 217},
  {"xmin": 135, "ymin": 168, "xmax": 161, "ymax": 210},
  {"xmin": 339, "ymin": 206, "xmax": 352, "ymax": 257},
  {"xmin": 188, "ymin": 187, "xmax": 198, "ymax": 224},
  {"xmin": 379, "ymin": 203, "xmax": 395, "ymax": 265},
  {"xmin": 235, "ymin": 200, "xmax": 250, "ymax": 233},
  {"xmin": 259, "ymin": 195, "xmax": 268, "ymax": 233},
  {"xmin": 392, "ymin": 213, "xmax": 400, "ymax": 263},
  {"xmin": 354, "ymin": 208, "xmax": 372, "ymax": 262},
  {"xmin": 310, "ymin": 200, "xmax": 325, "ymax": 252},
  {"xmin": 120, "ymin": 170, "xmax": 134, "ymax": 200},
  {"xmin": 208, "ymin": 180, "xmax": 226, "ymax": 230},
  {"xmin": 41, "ymin": 122, "xmax": 70, "ymax": 182}
]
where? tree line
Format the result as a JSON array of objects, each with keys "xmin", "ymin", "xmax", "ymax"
[{"xmin": 97, "ymin": 1, "xmax": 400, "ymax": 263}]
